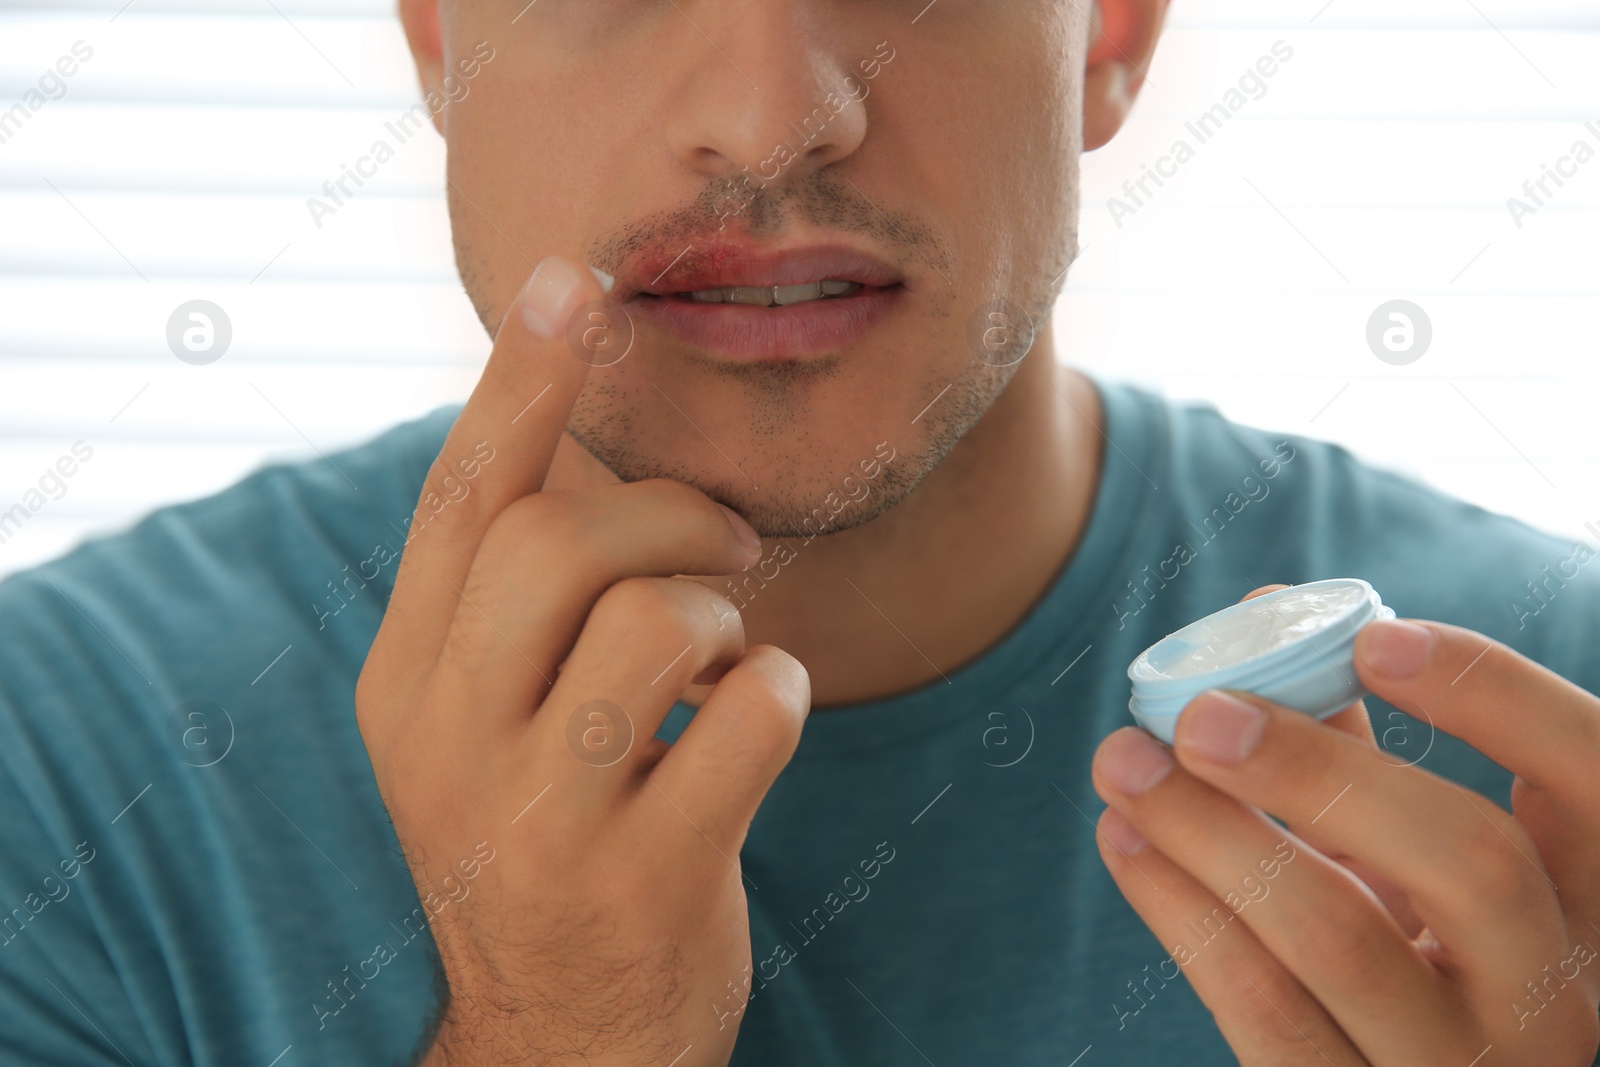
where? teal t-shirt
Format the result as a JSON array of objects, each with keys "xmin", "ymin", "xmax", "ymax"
[{"xmin": 2, "ymin": 380, "xmax": 1597, "ymax": 1066}]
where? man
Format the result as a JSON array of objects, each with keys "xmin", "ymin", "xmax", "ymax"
[{"xmin": 2, "ymin": 1, "xmax": 1597, "ymax": 1064}]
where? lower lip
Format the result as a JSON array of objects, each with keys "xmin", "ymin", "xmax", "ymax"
[{"xmin": 625, "ymin": 286, "xmax": 902, "ymax": 361}]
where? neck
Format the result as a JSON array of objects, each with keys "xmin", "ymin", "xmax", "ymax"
[{"xmin": 549, "ymin": 330, "xmax": 1104, "ymax": 708}]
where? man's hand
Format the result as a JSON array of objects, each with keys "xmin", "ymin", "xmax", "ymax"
[
  {"xmin": 355, "ymin": 256, "xmax": 810, "ymax": 1066},
  {"xmin": 1092, "ymin": 596, "xmax": 1600, "ymax": 1065}
]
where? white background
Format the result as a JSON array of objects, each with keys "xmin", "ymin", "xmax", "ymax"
[{"xmin": 1, "ymin": 0, "xmax": 1597, "ymax": 579}]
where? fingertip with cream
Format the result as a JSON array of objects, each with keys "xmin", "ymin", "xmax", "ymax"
[{"xmin": 519, "ymin": 256, "xmax": 590, "ymax": 340}]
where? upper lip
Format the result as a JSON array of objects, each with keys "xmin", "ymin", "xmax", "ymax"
[{"xmin": 617, "ymin": 242, "xmax": 906, "ymax": 300}]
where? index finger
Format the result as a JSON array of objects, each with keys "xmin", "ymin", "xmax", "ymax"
[
  {"xmin": 1355, "ymin": 618, "xmax": 1600, "ymax": 801},
  {"xmin": 382, "ymin": 255, "xmax": 611, "ymax": 659}
]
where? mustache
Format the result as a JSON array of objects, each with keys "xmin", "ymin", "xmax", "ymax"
[{"xmin": 587, "ymin": 171, "xmax": 946, "ymax": 280}]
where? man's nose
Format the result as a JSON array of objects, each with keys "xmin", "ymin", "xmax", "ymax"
[{"xmin": 662, "ymin": 2, "xmax": 870, "ymax": 185}]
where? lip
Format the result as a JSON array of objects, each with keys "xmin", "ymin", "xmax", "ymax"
[
  {"xmin": 629, "ymin": 287, "xmax": 902, "ymax": 361},
  {"xmin": 621, "ymin": 243, "xmax": 906, "ymax": 297},
  {"xmin": 615, "ymin": 242, "xmax": 907, "ymax": 362}
]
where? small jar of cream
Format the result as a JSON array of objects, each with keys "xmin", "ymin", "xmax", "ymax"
[{"xmin": 1126, "ymin": 578, "xmax": 1396, "ymax": 744}]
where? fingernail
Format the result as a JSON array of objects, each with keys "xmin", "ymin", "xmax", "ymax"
[
  {"xmin": 1179, "ymin": 691, "xmax": 1265, "ymax": 764},
  {"xmin": 519, "ymin": 257, "xmax": 588, "ymax": 339},
  {"xmin": 1362, "ymin": 618, "xmax": 1434, "ymax": 679},
  {"xmin": 1100, "ymin": 807, "xmax": 1149, "ymax": 856},
  {"xmin": 717, "ymin": 504, "xmax": 762, "ymax": 553},
  {"xmin": 1100, "ymin": 727, "xmax": 1175, "ymax": 796},
  {"xmin": 588, "ymin": 265, "xmax": 615, "ymax": 293}
]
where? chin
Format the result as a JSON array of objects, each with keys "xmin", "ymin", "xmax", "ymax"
[
  {"xmin": 562, "ymin": 313, "xmax": 1012, "ymax": 539},
  {"xmin": 565, "ymin": 412, "xmax": 931, "ymax": 541}
]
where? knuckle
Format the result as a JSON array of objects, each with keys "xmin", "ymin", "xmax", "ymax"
[
  {"xmin": 481, "ymin": 490, "xmax": 584, "ymax": 552},
  {"xmin": 466, "ymin": 494, "xmax": 600, "ymax": 611},
  {"xmin": 1220, "ymin": 963, "xmax": 1310, "ymax": 1041},
  {"xmin": 435, "ymin": 615, "xmax": 486, "ymax": 677},
  {"xmin": 1276, "ymin": 895, "xmax": 1389, "ymax": 995},
  {"xmin": 1574, "ymin": 705, "xmax": 1600, "ymax": 757},
  {"xmin": 625, "ymin": 478, "xmax": 739, "ymax": 541},
  {"xmin": 1448, "ymin": 807, "xmax": 1543, "ymax": 911},
  {"xmin": 353, "ymin": 646, "xmax": 406, "ymax": 745},
  {"xmin": 590, "ymin": 577, "xmax": 700, "ymax": 645}
]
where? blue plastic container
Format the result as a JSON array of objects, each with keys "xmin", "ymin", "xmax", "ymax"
[{"xmin": 1126, "ymin": 578, "xmax": 1395, "ymax": 744}]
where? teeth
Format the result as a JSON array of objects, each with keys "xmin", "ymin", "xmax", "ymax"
[
  {"xmin": 728, "ymin": 286, "xmax": 775, "ymax": 306},
  {"xmin": 679, "ymin": 280, "xmax": 864, "ymax": 306},
  {"xmin": 772, "ymin": 282, "xmax": 823, "ymax": 306}
]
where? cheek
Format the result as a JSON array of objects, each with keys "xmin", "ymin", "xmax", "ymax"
[
  {"xmin": 880, "ymin": 62, "xmax": 1076, "ymax": 315},
  {"xmin": 444, "ymin": 68, "xmax": 647, "ymax": 322}
]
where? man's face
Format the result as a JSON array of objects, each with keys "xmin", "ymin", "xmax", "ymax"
[{"xmin": 428, "ymin": 2, "xmax": 1089, "ymax": 537}]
